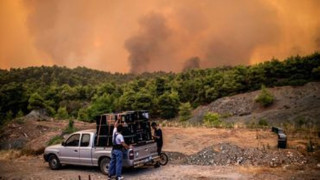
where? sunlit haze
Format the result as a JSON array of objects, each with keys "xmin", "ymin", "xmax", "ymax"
[{"xmin": 0, "ymin": 0, "xmax": 319, "ymax": 73}]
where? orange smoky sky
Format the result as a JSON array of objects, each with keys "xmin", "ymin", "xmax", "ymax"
[{"xmin": 0, "ymin": 0, "xmax": 319, "ymax": 73}]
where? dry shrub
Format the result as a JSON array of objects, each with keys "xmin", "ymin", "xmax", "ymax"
[
  {"xmin": 0, "ymin": 150, "xmax": 22, "ymax": 160},
  {"xmin": 21, "ymin": 147, "xmax": 45, "ymax": 156}
]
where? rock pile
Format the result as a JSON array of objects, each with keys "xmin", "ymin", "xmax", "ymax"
[
  {"xmin": 165, "ymin": 152, "xmax": 187, "ymax": 164},
  {"xmin": 183, "ymin": 143, "xmax": 307, "ymax": 167}
]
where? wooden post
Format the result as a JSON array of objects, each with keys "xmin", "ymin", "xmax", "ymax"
[{"xmin": 97, "ymin": 115, "xmax": 103, "ymax": 145}]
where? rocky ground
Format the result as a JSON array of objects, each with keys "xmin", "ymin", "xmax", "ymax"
[
  {"xmin": 190, "ymin": 82, "xmax": 320, "ymax": 126},
  {"xmin": 184, "ymin": 143, "xmax": 308, "ymax": 166}
]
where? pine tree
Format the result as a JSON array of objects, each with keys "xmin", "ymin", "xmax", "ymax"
[{"xmin": 179, "ymin": 102, "xmax": 192, "ymax": 121}]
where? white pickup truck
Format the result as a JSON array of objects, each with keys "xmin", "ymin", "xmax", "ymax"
[{"xmin": 43, "ymin": 129, "xmax": 160, "ymax": 174}]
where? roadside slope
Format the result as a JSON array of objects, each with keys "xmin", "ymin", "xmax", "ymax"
[{"xmin": 190, "ymin": 82, "xmax": 320, "ymax": 125}]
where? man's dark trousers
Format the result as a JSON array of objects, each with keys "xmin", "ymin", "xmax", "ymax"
[
  {"xmin": 108, "ymin": 149, "xmax": 123, "ymax": 178},
  {"xmin": 157, "ymin": 143, "xmax": 163, "ymax": 155}
]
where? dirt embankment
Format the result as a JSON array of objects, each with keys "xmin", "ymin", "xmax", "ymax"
[
  {"xmin": 0, "ymin": 116, "xmax": 95, "ymax": 152},
  {"xmin": 190, "ymin": 82, "xmax": 320, "ymax": 125}
]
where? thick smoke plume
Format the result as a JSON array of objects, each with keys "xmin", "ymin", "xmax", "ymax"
[
  {"xmin": 0, "ymin": 0, "xmax": 320, "ymax": 73},
  {"xmin": 125, "ymin": 13, "xmax": 171, "ymax": 73},
  {"xmin": 124, "ymin": 0, "xmax": 320, "ymax": 73}
]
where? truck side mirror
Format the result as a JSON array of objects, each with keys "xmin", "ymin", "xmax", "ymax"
[{"xmin": 62, "ymin": 141, "xmax": 65, "ymax": 146}]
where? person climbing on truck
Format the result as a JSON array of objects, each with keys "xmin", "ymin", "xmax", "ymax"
[{"xmin": 108, "ymin": 119, "xmax": 129, "ymax": 180}]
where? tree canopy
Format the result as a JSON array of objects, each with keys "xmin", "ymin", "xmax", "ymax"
[{"xmin": 0, "ymin": 53, "xmax": 320, "ymax": 124}]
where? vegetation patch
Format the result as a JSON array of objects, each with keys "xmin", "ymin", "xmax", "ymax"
[
  {"xmin": 179, "ymin": 102, "xmax": 192, "ymax": 121},
  {"xmin": 203, "ymin": 112, "xmax": 222, "ymax": 127},
  {"xmin": 255, "ymin": 85, "xmax": 274, "ymax": 107},
  {"xmin": 63, "ymin": 119, "xmax": 77, "ymax": 134},
  {"xmin": 56, "ymin": 106, "xmax": 69, "ymax": 119},
  {"xmin": 258, "ymin": 118, "xmax": 268, "ymax": 127},
  {"xmin": 47, "ymin": 135, "xmax": 64, "ymax": 146}
]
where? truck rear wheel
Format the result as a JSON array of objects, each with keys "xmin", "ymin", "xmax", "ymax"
[
  {"xmin": 99, "ymin": 157, "xmax": 110, "ymax": 175},
  {"xmin": 48, "ymin": 155, "xmax": 61, "ymax": 170}
]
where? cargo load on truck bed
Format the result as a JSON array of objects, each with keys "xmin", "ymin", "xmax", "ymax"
[{"xmin": 95, "ymin": 110, "xmax": 153, "ymax": 147}]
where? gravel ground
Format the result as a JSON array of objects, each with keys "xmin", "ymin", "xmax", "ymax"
[{"xmin": 183, "ymin": 143, "xmax": 308, "ymax": 167}]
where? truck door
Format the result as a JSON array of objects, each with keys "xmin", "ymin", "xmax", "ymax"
[
  {"xmin": 60, "ymin": 134, "xmax": 80, "ymax": 164},
  {"xmin": 79, "ymin": 133, "xmax": 92, "ymax": 165}
]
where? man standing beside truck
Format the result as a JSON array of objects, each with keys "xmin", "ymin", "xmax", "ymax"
[
  {"xmin": 108, "ymin": 119, "xmax": 129, "ymax": 180},
  {"xmin": 151, "ymin": 122, "xmax": 163, "ymax": 155}
]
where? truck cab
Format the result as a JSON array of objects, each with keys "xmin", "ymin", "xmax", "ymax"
[{"xmin": 44, "ymin": 129, "xmax": 160, "ymax": 175}]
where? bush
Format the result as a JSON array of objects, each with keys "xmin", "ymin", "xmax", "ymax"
[
  {"xmin": 222, "ymin": 122, "xmax": 234, "ymax": 128},
  {"xmin": 5, "ymin": 111, "xmax": 13, "ymax": 121},
  {"xmin": 47, "ymin": 135, "xmax": 64, "ymax": 145},
  {"xmin": 0, "ymin": 111, "xmax": 13, "ymax": 128},
  {"xmin": 258, "ymin": 118, "xmax": 268, "ymax": 127},
  {"xmin": 255, "ymin": 85, "xmax": 274, "ymax": 107},
  {"xmin": 158, "ymin": 92, "xmax": 180, "ymax": 119},
  {"xmin": 56, "ymin": 106, "xmax": 69, "ymax": 119},
  {"xmin": 87, "ymin": 93, "xmax": 114, "ymax": 120},
  {"xmin": 64, "ymin": 119, "xmax": 76, "ymax": 134},
  {"xmin": 77, "ymin": 108, "xmax": 89, "ymax": 122},
  {"xmin": 312, "ymin": 66, "xmax": 320, "ymax": 79},
  {"xmin": 179, "ymin": 102, "xmax": 192, "ymax": 121},
  {"xmin": 28, "ymin": 93, "xmax": 46, "ymax": 110},
  {"xmin": 16, "ymin": 110, "xmax": 24, "ymax": 118},
  {"xmin": 203, "ymin": 112, "xmax": 221, "ymax": 127}
]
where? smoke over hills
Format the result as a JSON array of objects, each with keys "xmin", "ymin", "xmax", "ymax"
[
  {"xmin": 0, "ymin": 0, "xmax": 319, "ymax": 73},
  {"xmin": 125, "ymin": 13, "xmax": 171, "ymax": 74}
]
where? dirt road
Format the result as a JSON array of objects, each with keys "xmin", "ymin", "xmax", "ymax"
[
  {"xmin": 0, "ymin": 155, "xmax": 246, "ymax": 180},
  {"xmin": 1, "ymin": 127, "xmax": 319, "ymax": 180},
  {"xmin": 1, "ymin": 155, "xmax": 319, "ymax": 180}
]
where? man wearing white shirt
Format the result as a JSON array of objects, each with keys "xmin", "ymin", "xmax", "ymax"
[{"xmin": 108, "ymin": 119, "xmax": 129, "ymax": 180}]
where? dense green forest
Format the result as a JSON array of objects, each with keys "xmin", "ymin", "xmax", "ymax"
[{"xmin": 1, "ymin": 53, "xmax": 320, "ymax": 124}]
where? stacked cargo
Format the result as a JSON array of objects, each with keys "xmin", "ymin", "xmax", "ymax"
[{"xmin": 95, "ymin": 110, "xmax": 152, "ymax": 147}]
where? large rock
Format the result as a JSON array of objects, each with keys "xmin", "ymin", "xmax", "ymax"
[{"xmin": 25, "ymin": 109, "xmax": 50, "ymax": 121}]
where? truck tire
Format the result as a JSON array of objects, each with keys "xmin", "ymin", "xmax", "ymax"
[
  {"xmin": 48, "ymin": 155, "xmax": 61, "ymax": 170},
  {"xmin": 99, "ymin": 157, "xmax": 110, "ymax": 175}
]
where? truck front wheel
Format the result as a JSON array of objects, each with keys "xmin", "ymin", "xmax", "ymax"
[
  {"xmin": 48, "ymin": 155, "xmax": 61, "ymax": 170},
  {"xmin": 99, "ymin": 157, "xmax": 110, "ymax": 175}
]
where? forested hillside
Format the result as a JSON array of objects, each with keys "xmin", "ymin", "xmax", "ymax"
[{"xmin": 1, "ymin": 53, "xmax": 320, "ymax": 125}]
